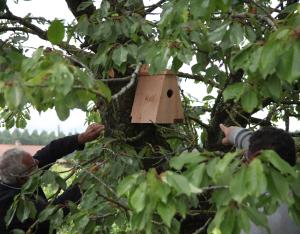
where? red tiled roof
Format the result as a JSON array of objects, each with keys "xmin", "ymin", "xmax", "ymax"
[{"xmin": 0, "ymin": 144, "xmax": 44, "ymax": 156}]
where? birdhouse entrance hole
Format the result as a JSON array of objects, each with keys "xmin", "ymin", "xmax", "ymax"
[{"xmin": 167, "ymin": 89, "xmax": 173, "ymax": 98}]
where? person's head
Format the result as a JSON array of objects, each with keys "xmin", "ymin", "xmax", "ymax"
[
  {"xmin": 247, "ymin": 127, "xmax": 296, "ymax": 166},
  {"xmin": 0, "ymin": 148, "xmax": 38, "ymax": 185}
]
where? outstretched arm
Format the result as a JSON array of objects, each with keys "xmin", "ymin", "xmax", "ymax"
[
  {"xmin": 219, "ymin": 124, "xmax": 252, "ymax": 150},
  {"xmin": 33, "ymin": 124, "xmax": 105, "ymax": 168}
]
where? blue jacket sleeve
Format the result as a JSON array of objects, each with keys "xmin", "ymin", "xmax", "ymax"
[{"xmin": 33, "ymin": 135, "xmax": 84, "ymax": 169}]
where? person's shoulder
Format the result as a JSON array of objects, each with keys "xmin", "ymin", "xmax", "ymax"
[{"xmin": 0, "ymin": 183, "xmax": 20, "ymax": 203}]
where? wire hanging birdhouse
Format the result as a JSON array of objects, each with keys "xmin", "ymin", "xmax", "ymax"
[{"xmin": 131, "ymin": 65, "xmax": 184, "ymax": 123}]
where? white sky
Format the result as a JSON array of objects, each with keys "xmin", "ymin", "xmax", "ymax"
[{"xmin": 3, "ymin": 0, "xmax": 299, "ymax": 133}]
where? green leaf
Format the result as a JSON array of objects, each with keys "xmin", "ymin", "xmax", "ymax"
[
  {"xmin": 76, "ymin": 15, "xmax": 89, "ymax": 35},
  {"xmin": 47, "ymin": 20, "xmax": 65, "ymax": 44},
  {"xmin": 16, "ymin": 199, "xmax": 31, "ymax": 223},
  {"xmin": 260, "ymin": 150, "xmax": 296, "ymax": 177},
  {"xmin": 229, "ymin": 23, "xmax": 244, "ymax": 45},
  {"xmin": 259, "ymin": 41, "xmax": 282, "ymax": 78},
  {"xmin": 184, "ymin": 163, "xmax": 206, "ymax": 187},
  {"xmin": 42, "ymin": 170, "xmax": 56, "ymax": 185},
  {"xmin": 38, "ymin": 206, "xmax": 57, "ymax": 222},
  {"xmin": 94, "ymin": 80, "xmax": 111, "ymax": 101},
  {"xmin": 171, "ymin": 56, "xmax": 183, "ymax": 72},
  {"xmin": 191, "ymin": 0, "xmax": 215, "ymax": 19},
  {"xmin": 55, "ymin": 101, "xmax": 70, "ymax": 121},
  {"xmin": 217, "ymin": 0, "xmax": 232, "ymax": 11},
  {"xmin": 112, "ymin": 46, "xmax": 128, "ymax": 67},
  {"xmin": 209, "ymin": 23, "xmax": 229, "ymax": 43},
  {"xmin": 229, "ymin": 166, "xmax": 248, "ymax": 203},
  {"xmin": 220, "ymin": 209, "xmax": 236, "ymax": 234},
  {"xmin": 77, "ymin": 1, "xmax": 93, "ymax": 12},
  {"xmin": 22, "ymin": 175, "xmax": 40, "ymax": 193},
  {"xmin": 237, "ymin": 209, "xmax": 251, "ymax": 234},
  {"xmin": 169, "ymin": 151, "xmax": 207, "ymax": 170},
  {"xmin": 208, "ymin": 207, "xmax": 227, "ymax": 233},
  {"xmin": 126, "ymin": 44, "xmax": 138, "ymax": 58},
  {"xmin": 212, "ymin": 189, "xmax": 231, "ymax": 208},
  {"xmin": 290, "ymin": 206, "xmax": 300, "ymax": 226},
  {"xmin": 163, "ymin": 171, "xmax": 191, "ymax": 196},
  {"xmin": 216, "ymin": 152, "xmax": 237, "ymax": 174},
  {"xmin": 243, "ymin": 206, "xmax": 270, "ymax": 232},
  {"xmin": 4, "ymin": 201, "xmax": 17, "ymax": 227},
  {"xmin": 99, "ymin": 0, "xmax": 110, "ymax": 17},
  {"xmin": 246, "ymin": 159, "xmax": 267, "ymax": 197},
  {"xmin": 269, "ymin": 168, "xmax": 291, "ymax": 203},
  {"xmin": 176, "ymin": 199, "xmax": 188, "ymax": 218},
  {"xmin": 51, "ymin": 63, "xmax": 74, "ymax": 95},
  {"xmin": 223, "ymin": 82, "xmax": 244, "ymax": 101},
  {"xmin": 117, "ymin": 173, "xmax": 141, "ymax": 197},
  {"xmin": 4, "ymin": 85, "xmax": 24, "ymax": 109},
  {"xmin": 266, "ymin": 76, "xmax": 282, "ymax": 99},
  {"xmin": 241, "ymin": 88, "xmax": 258, "ymax": 112},
  {"xmin": 130, "ymin": 181, "xmax": 147, "ymax": 213},
  {"xmin": 277, "ymin": 43, "xmax": 300, "ymax": 83},
  {"xmin": 147, "ymin": 169, "xmax": 170, "ymax": 204},
  {"xmin": 245, "ymin": 26, "xmax": 256, "ymax": 42},
  {"xmin": 157, "ymin": 201, "xmax": 176, "ymax": 227},
  {"xmin": 55, "ymin": 175, "xmax": 67, "ymax": 190},
  {"xmin": 12, "ymin": 230, "xmax": 25, "ymax": 234}
]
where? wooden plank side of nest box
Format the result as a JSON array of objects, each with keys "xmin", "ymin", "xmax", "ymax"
[
  {"xmin": 131, "ymin": 73, "xmax": 165, "ymax": 123},
  {"xmin": 155, "ymin": 73, "xmax": 184, "ymax": 123}
]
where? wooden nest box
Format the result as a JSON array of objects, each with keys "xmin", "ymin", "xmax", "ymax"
[{"xmin": 131, "ymin": 65, "xmax": 184, "ymax": 123}]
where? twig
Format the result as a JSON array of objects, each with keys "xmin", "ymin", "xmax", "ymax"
[
  {"xmin": 232, "ymin": 12, "xmax": 277, "ymax": 31},
  {"xmin": 201, "ymin": 185, "xmax": 229, "ymax": 192},
  {"xmin": 0, "ymin": 26, "xmax": 33, "ymax": 34},
  {"xmin": 178, "ymin": 72, "xmax": 218, "ymax": 87},
  {"xmin": 82, "ymin": 167, "xmax": 118, "ymax": 197},
  {"xmin": 145, "ymin": 0, "xmax": 166, "ymax": 14},
  {"xmin": 124, "ymin": 131, "xmax": 146, "ymax": 143},
  {"xmin": 95, "ymin": 191, "xmax": 129, "ymax": 212},
  {"xmin": 192, "ymin": 218, "xmax": 212, "ymax": 234},
  {"xmin": 186, "ymin": 115, "xmax": 209, "ymax": 129},
  {"xmin": 2, "ymin": 8, "xmax": 47, "ymax": 39},
  {"xmin": 225, "ymin": 109, "xmax": 241, "ymax": 127},
  {"xmin": 111, "ymin": 63, "xmax": 142, "ymax": 100},
  {"xmin": 290, "ymin": 132, "xmax": 300, "ymax": 137}
]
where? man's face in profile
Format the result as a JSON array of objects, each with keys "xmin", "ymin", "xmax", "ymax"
[{"xmin": 17, "ymin": 153, "xmax": 39, "ymax": 184}]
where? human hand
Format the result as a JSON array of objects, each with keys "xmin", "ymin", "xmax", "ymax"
[
  {"xmin": 78, "ymin": 123, "xmax": 105, "ymax": 144},
  {"xmin": 219, "ymin": 123, "xmax": 235, "ymax": 145}
]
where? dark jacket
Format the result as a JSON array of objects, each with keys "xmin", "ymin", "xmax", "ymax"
[{"xmin": 0, "ymin": 135, "xmax": 84, "ymax": 234}]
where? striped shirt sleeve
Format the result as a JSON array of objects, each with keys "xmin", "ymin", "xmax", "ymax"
[{"xmin": 228, "ymin": 127, "xmax": 252, "ymax": 150}]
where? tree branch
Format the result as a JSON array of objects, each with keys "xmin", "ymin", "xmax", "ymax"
[
  {"xmin": 0, "ymin": 26, "xmax": 33, "ymax": 34},
  {"xmin": 178, "ymin": 72, "xmax": 218, "ymax": 87},
  {"xmin": 65, "ymin": 0, "xmax": 96, "ymax": 19},
  {"xmin": 145, "ymin": 0, "xmax": 166, "ymax": 14},
  {"xmin": 186, "ymin": 115, "xmax": 209, "ymax": 129},
  {"xmin": 232, "ymin": 12, "xmax": 277, "ymax": 31},
  {"xmin": 2, "ymin": 8, "xmax": 47, "ymax": 39},
  {"xmin": 111, "ymin": 63, "xmax": 142, "ymax": 100}
]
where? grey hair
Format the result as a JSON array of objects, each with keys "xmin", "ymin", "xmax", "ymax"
[{"xmin": 0, "ymin": 148, "xmax": 28, "ymax": 185}]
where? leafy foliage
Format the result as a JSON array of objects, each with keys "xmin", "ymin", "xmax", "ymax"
[{"xmin": 1, "ymin": 0, "xmax": 300, "ymax": 233}]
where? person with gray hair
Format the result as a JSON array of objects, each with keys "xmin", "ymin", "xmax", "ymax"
[
  {"xmin": 0, "ymin": 123, "xmax": 105, "ymax": 233},
  {"xmin": 0, "ymin": 148, "xmax": 39, "ymax": 185}
]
